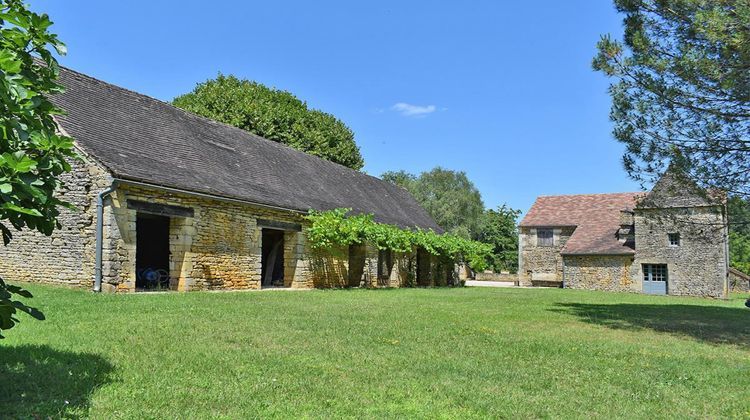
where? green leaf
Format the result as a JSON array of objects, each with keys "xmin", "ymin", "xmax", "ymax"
[
  {"xmin": 1, "ymin": 203, "xmax": 43, "ymax": 216},
  {"xmin": 0, "ymin": 224, "xmax": 11, "ymax": 246},
  {"xmin": 54, "ymin": 42, "xmax": 67, "ymax": 55},
  {"xmin": 0, "ymin": 183, "xmax": 11, "ymax": 194},
  {"xmin": 0, "ymin": 49, "xmax": 21, "ymax": 73},
  {"xmin": 11, "ymin": 301, "xmax": 45, "ymax": 320}
]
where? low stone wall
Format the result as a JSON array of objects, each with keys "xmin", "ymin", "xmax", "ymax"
[{"xmin": 475, "ymin": 272, "xmax": 518, "ymax": 282}]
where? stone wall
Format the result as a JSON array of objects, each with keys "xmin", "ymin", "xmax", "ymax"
[
  {"xmin": 0, "ymin": 152, "xmax": 113, "ymax": 288},
  {"xmin": 633, "ymin": 206, "xmax": 728, "ymax": 298},
  {"xmin": 307, "ymin": 244, "xmax": 351, "ymax": 288},
  {"xmin": 104, "ymin": 186, "xmax": 426, "ymax": 292},
  {"xmin": 563, "ymin": 255, "xmax": 636, "ymax": 292},
  {"xmin": 305, "ymin": 244, "xmax": 416, "ymax": 289},
  {"xmin": 518, "ymin": 226, "xmax": 575, "ymax": 285},
  {"xmin": 102, "ymin": 183, "xmax": 333, "ymax": 292},
  {"xmin": 475, "ymin": 271, "xmax": 518, "ymax": 282},
  {"xmin": 0, "ymin": 154, "xmax": 443, "ymax": 292}
]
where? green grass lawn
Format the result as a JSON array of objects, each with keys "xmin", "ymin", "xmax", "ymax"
[{"xmin": 2, "ymin": 285, "xmax": 749, "ymax": 418}]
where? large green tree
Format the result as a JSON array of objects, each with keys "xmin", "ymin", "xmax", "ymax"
[
  {"xmin": 477, "ymin": 205, "xmax": 521, "ymax": 273},
  {"xmin": 593, "ymin": 1, "xmax": 750, "ymax": 194},
  {"xmin": 173, "ymin": 75, "xmax": 364, "ymax": 170},
  {"xmin": 0, "ymin": 0, "xmax": 75, "ymax": 336},
  {"xmin": 728, "ymin": 196, "xmax": 750, "ymax": 274},
  {"xmin": 382, "ymin": 167, "xmax": 484, "ymax": 238},
  {"xmin": 382, "ymin": 167, "xmax": 521, "ymax": 273}
]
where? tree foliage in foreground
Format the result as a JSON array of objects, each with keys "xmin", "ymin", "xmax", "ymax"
[
  {"xmin": 305, "ymin": 208, "xmax": 493, "ymax": 272},
  {"xmin": 0, "ymin": 0, "xmax": 74, "ymax": 336},
  {"xmin": 173, "ymin": 75, "xmax": 364, "ymax": 170},
  {"xmin": 594, "ymin": 0, "xmax": 750, "ymax": 195}
]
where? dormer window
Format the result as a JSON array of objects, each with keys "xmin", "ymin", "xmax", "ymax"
[
  {"xmin": 668, "ymin": 232, "xmax": 680, "ymax": 247},
  {"xmin": 537, "ymin": 229, "xmax": 554, "ymax": 247}
]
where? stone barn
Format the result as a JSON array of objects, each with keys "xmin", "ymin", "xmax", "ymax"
[
  {"xmin": 518, "ymin": 171, "xmax": 729, "ymax": 298},
  {"xmin": 0, "ymin": 66, "xmax": 445, "ymax": 292}
]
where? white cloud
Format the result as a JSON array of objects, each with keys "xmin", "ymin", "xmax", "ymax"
[{"xmin": 391, "ymin": 102, "xmax": 437, "ymax": 117}]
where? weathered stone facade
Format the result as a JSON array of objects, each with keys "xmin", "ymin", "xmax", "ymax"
[
  {"xmin": 562, "ymin": 255, "xmax": 635, "ymax": 292},
  {"xmin": 0, "ymin": 152, "xmax": 112, "ymax": 288},
  {"xmin": 0, "ymin": 152, "xmax": 446, "ymax": 292},
  {"xmin": 632, "ymin": 207, "xmax": 728, "ymax": 297},
  {"xmin": 519, "ymin": 207, "xmax": 728, "ymax": 297},
  {"xmin": 99, "ymin": 183, "xmax": 312, "ymax": 291},
  {"xmin": 518, "ymin": 172, "xmax": 729, "ymax": 298},
  {"xmin": 518, "ymin": 226, "xmax": 575, "ymax": 286}
]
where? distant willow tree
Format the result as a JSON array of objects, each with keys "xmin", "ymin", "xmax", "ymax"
[
  {"xmin": 593, "ymin": 1, "xmax": 750, "ymax": 195},
  {"xmin": 173, "ymin": 75, "xmax": 364, "ymax": 170}
]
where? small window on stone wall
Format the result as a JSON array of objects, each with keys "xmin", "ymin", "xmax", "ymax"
[
  {"xmin": 537, "ymin": 229, "xmax": 554, "ymax": 247},
  {"xmin": 668, "ymin": 232, "xmax": 680, "ymax": 247}
]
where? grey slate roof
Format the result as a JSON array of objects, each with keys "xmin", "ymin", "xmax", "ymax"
[{"xmin": 51, "ymin": 66, "xmax": 441, "ymax": 231}]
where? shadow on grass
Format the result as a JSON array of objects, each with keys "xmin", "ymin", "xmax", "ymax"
[
  {"xmin": 552, "ymin": 302, "xmax": 750, "ymax": 347},
  {"xmin": 0, "ymin": 344, "xmax": 114, "ymax": 418}
]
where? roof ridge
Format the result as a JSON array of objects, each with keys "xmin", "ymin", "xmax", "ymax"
[
  {"xmin": 537, "ymin": 191, "xmax": 644, "ymax": 198},
  {"xmin": 54, "ymin": 63, "xmax": 386, "ymax": 179},
  {"xmin": 50, "ymin": 63, "xmax": 440, "ymax": 230}
]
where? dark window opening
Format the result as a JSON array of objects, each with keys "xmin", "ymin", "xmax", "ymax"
[
  {"xmin": 537, "ymin": 229, "xmax": 554, "ymax": 247},
  {"xmin": 668, "ymin": 232, "xmax": 680, "ymax": 247},
  {"xmin": 261, "ymin": 229, "xmax": 285, "ymax": 287},
  {"xmin": 136, "ymin": 213, "xmax": 171, "ymax": 290}
]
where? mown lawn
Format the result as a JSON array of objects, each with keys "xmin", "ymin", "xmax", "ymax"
[{"xmin": 1, "ymin": 284, "xmax": 749, "ymax": 418}]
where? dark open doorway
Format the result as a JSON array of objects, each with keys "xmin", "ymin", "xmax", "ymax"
[
  {"xmin": 261, "ymin": 229, "xmax": 285, "ymax": 287},
  {"xmin": 136, "ymin": 213, "xmax": 171, "ymax": 290},
  {"xmin": 416, "ymin": 247, "xmax": 431, "ymax": 287},
  {"xmin": 348, "ymin": 244, "xmax": 366, "ymax": 287}
]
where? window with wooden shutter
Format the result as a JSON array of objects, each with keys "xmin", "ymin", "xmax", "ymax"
[{"xmin": 537, "ymin": 229, "xmax": 554, "ymax": 247}]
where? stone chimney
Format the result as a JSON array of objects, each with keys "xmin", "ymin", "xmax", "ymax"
[{"xmin": 617, "ymin": 209, "xmax": 635, "ymax": 245}]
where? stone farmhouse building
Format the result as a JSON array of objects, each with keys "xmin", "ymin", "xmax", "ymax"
[
  {"xmin": 518, "ymin": 171, "xmax": 729, "ymax": 298},
  {"xmin": 0, "ymin": 66, "xmax": 448, "ymax": 292}
]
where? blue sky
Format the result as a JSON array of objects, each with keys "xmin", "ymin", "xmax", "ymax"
[{"xmin": 32, "ymin": 0, "xmax": 642, "ymax": 213}]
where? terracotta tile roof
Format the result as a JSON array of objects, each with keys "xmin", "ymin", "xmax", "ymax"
[{"xmin": 520, "ymin": 192, "xmax": 645, "ymax": 255}]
